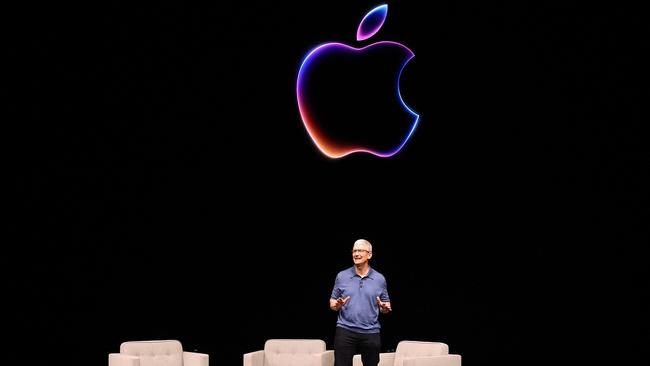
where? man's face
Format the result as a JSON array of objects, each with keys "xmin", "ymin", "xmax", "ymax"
[{"xmin": 352, "ymin": 244, "xmax": 372, "ymax": 265}]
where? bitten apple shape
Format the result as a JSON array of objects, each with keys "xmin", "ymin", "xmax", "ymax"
[{"xmin": 297, "ymin": 4, "xmax": 419, "ymax": 158}]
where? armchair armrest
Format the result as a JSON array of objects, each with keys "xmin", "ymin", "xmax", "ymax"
[
  {"xmin": 402, "ymin": 355, "xmax": 462, "ymax": 366},
  {"xmin": 243, "ymin": 350, "xmax": 265, "ymax": 366},
  {"xmin": 109, "ymin": 354, "xmax": 140, "ymax": 366},
  {"xmin": 379, "ymin": 352, "xmax": 396, "ymax": 366},
  {"xmin": 184, "ymin": 351, "xmax": 209, "ymax": 366},
  {"xmin": 353, "ymin": 354, "xmax": 361, "ymax": 366},
  {"xmin": 353, "ymin": 352, "xmax": 395, "ymax": 366},
  {"xmin": 318, "ymin": 350, "xmax": 334, "ymax": 366}
]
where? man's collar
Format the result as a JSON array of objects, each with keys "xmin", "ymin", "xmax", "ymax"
[{"xmin": 349, "ymin": 266, "xmax": 374, "ymax": 279}]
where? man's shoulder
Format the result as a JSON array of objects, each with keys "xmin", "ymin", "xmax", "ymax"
[
  {"xmin": 336, "ymin": 267, "xmax": 355, "ymax": 278},
  {"xmin": 370, "ymin": 268, "xmax": 386, "ymax": 281}
]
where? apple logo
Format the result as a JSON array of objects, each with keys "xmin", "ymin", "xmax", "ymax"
[{"xmin": 297, "ymin": 4, "xmax": 419, "ymax": 158}]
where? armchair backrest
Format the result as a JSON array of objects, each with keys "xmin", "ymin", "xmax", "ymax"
[
  {"xmin": 263, "ymin": 339, "xmax": 327, "ymax": 366},
  {"xmin": 395, "ymin": 341, "xmax": 449, "ymax": 366},
  {"xmin": 120, "ymin": 340, "xmax": 184, "ymax": 366}
]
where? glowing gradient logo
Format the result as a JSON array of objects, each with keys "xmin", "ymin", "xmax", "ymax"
[{"xmin": 297, "ymin": 4, "xmax": 419, "ymax": 158}]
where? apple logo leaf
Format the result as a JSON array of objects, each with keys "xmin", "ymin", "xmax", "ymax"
[{"xmin": 357, "ymin": 4, "xmax": 388, "ymax": 41}]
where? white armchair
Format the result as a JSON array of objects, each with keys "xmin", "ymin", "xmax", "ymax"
[
  {"xmin": 243, "ymin": 339, "xmax": 334, "ymax": 366},
  {"xmin": 109, "ymin": 340, "xmax": 209, "ymax": 366},
  {"xmin": 353, "ymin": 340, "xmax": 461, "ymax": 366}
]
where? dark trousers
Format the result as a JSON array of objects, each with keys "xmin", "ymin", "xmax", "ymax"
[{"xmin": 334, "ymin": 327, "xmax": 381, "ymax": 366}]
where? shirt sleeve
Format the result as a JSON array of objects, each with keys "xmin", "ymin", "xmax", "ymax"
[
  {"xmin": 330, "ymin": 273, "xmax": 341, "ymax": 299},
  {"xmin": 380, "ymin": 277, "xmax": 390, "ymax": 302}
]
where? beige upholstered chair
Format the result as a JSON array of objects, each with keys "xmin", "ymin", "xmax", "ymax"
[
  {"xmin": 243, "ymin": 339, "xmax": 334, "ymax": 366},
  {"xmin": 353, "ymin": 340, "xmax": 461, "ymax": 366},
  {"xmin": 109, "ymin": 340, "xmax": 209, "ymax": 366}
]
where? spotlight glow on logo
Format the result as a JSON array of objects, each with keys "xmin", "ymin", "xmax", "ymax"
[{"xmin": 297, "ymin": 4, "xmax": 419, "ymax": 158}]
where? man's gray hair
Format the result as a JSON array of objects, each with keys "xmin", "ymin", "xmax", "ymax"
[{"xmin": 354, "ymin": 239, "xmax": 372, "ymax": 252}]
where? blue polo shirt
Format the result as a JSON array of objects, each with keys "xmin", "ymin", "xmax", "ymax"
[{"xmin": 330, "ymin": 266, "xmax": 390, "ymax": 334}]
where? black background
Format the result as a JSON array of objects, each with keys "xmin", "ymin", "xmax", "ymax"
[{"xmin": 9, "ymin": 1, "xmax": 648, "ymax": 366}]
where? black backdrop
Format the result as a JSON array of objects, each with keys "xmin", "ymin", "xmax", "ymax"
[{"xmin": 10, "ymin": 1, "xmax": 647, "ymax": 366}]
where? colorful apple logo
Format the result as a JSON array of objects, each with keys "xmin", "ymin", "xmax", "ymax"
[{"xmin": 297, "ymin": 4, "xmax": 419, "ymax": 158}]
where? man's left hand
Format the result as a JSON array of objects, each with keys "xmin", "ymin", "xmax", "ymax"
[{"xmin": 376, "ymin": 297, "xmax": 392, "ymax": 313}]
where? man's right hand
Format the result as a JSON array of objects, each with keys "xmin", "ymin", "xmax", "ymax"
[{"xmin": 330, "ymin": 296, "xmax": 351, "ymax": 311}]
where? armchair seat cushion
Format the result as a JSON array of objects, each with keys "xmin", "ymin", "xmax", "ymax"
[
  {"xmin": 264, "ymin": 339, "xmax": 327, "ymax": 366},
  {"xmin": 395, "ymin": 341, "xmax": 448, "ymax": 366},
  {"xmin": 110, "ymin": 340, "xmax": 208, "ymax": 366},
  {"xmin": 120, "ymin": 340, "xmax": 183, "ymax": 366},
  {"xmin": 243, "ymin": 339, "xmax": 333, "ymax": 366}
]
